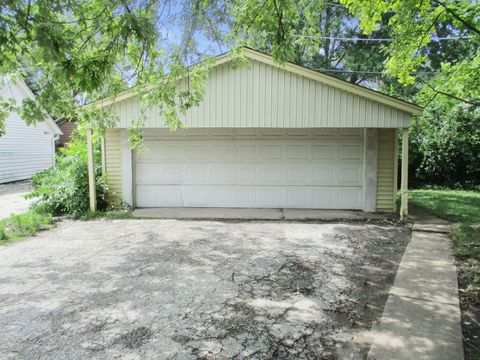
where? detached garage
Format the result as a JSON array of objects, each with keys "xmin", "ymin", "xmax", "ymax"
[{"xmin": 98, "ymin": 48, "xmax": 421, "ymax": 214}]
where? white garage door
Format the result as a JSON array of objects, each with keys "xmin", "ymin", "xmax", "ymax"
[{"xmin": 135, "ymin": 128, "xmax": 364, "ymax": 209}]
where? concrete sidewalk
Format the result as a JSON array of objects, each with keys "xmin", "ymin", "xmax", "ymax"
[
  {"xmin": 0, "ymin": 181, "xmax": 33, "ymax": 220},
  {"xmin": 368, "ymin": 212, "xmax": 464, "ymax": 359}
]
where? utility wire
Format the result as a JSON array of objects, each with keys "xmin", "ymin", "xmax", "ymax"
[
  {"xmin": 312, "ymin": 68, "xmax": 438, "ymax": 76},
  {"xmin": 291, "ymin": 34, "xmax": 474, "ymax": 42}
]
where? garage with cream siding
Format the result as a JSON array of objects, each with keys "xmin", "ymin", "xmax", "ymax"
[
  {"xmin": 0, "ymin": 79, "xmax": 62, "ymax": 184},
  {"xmin": 98, "ymin": 47, "xmax": 421, "ymax": 213}
]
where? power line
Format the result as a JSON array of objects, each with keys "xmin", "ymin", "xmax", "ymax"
[
  {"xmin": 291, "ymin": 34, "xmax": 474, "ymax": 42},
  {"xmin": 312, "ymin": 68, "xmax": 438, "ymax": 76}
]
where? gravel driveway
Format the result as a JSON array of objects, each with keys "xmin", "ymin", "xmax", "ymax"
[{"xmin": 0, "ymin": 219, "xmax": 410, "ymax": 359}]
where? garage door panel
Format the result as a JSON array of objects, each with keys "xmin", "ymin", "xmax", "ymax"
[
  {"xmin": 136, "ymin": 186, "xmax": 183, "ymax": 207},
  {"xmin": 185, "ymin": 145, "xmax": 210, "ymax": 160},
  {"xmin": 312, "ymin": 144, "xmax": 335, "ymax": 159},
  {"xmin": 338, "ymin": 189, "xmax": 363, "ymax": 208},
  {"xmin": 137, "ymin": 143, "xmax": 184, "ymax": 161},
  {"xmin": 339, "ymin": 144, "xmax": 362, "ymax": 160},
  {"xmin": 338, "ymin": 167, "xmax": 363, "ymax": 185},
  {"xmin": 312, "ymin": 167, "xmax": 334, "ymax": 184},
  {"xmin": 286, "ymin": 167, "xmax": 310, "ymax": 184},
  {"xmin": 261, "ymin": 167, "xmax": 283, "ymax": 184},
  {"xmin": 183, "ymin": 187, "xmax": 209, "ymax": 206},
  {"xmin": 211, "ymin": 166, "xmax": 234, "ymax": 183},
  {"xmin": 211, "ymin": 144, "xmax": 234, "ymax": 159},
  {"xmin": 311, "ymin": 189, "xmax": 336, "ymax": 208},
  {"xmin": 135, "ymin": 129, "xmax": 364, "ymax": 209},
  {"xmin": 135, "ymin": 164, "xmax": 183, "ymax": 184},
  {"xmin": 287, "ymin": 144, "xmax": 309, "ymax": 159},
  {"xmin": 286, "ymin": 190, "xmax": 310, "ymax": 208},
  {"xmin": 260, "ymin": 188, "xmax": 283, "ymax": 207},
  {"xmin": 136, "ymin": 184, "xmax": 364, "ymax": 209},
  {"xmin": 236, "ymin": 166, "xmax": 257, "ymax": 183},
  {"xmin": 261, "ymin": 144, "xmax": 283, "ymax": 160},
  {"xmin": 234, "ymin": 189, "xmax": 257, "ymax": 206},
  {"xmin": 237, "ymin": 144, "xmax": 258, "ymax": 159}
]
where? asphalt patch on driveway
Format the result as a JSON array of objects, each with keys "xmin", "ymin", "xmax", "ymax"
[{"xmin": 0, "ymin": 220, "xmax": 410, "ymax": 359}]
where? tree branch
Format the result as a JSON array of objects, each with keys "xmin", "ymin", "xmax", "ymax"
[
  {"xmin": 420, "ymin": 78, "xmax": 480, "ymax": 107},
  {"xmin": 431, "ymin": 0, "xmax": 480, "ymax": 36}
]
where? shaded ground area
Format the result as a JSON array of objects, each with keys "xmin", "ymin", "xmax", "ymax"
[
  {"xmin": 0, "ymin": 180, "xmax": 33, "ymax": 219},
  {"xmin": 0, "ymin": 219, "xmax": 410, "ymax": 359}
]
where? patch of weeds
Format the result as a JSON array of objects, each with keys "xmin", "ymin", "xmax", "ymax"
[
  {"xmin": 0, "ymin": 211, "xmax": 55, "ymax": 245},
  {"xmin": 78, "ymin": 201, "xmax": 133, "ymax": 221},
  {"xmin": 78, "ymin": 209, "xmax": 134, "ymax": 221}
]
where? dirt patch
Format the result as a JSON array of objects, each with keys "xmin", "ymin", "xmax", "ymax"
[
  {"xmin": 117, "ymin": 326, "xmax": 153, "ymax": 349},
  {"xmin": 460, "ymin": 291, "xmax": 480, "ymax": 359}
]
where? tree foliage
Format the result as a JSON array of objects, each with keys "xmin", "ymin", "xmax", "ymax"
[
  {"xmin": 0, "ymin": 0, "xmax": 224, "ymax": 138},
  {"xmin": 340, "ymin": 0, "xmax": 480, "ymax": 106},
  {"xmin": 410, "ymin": 99, "xmax": 480, "ymax": 188}
]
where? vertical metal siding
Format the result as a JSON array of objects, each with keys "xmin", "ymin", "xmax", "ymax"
[
  {"xmin": 376, "ymin": 128, "xmax": 396, "ymax": 212},
  {"xmin": 0, "ymin": 81, "xmax": 56, "ymax": 183},
  {"xmin": 104, "ymin": 129, "xmax": 122, "ymax": 201},
  {"xmin": 110, "ymin": 59, "xmax": 411, "ymax": 129}
]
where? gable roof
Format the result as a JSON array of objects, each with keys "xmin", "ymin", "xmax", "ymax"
[
  {"xmin": 15, "ymin": 79, "xmax": 63, "ymax": 136},
  {"xmin": 95, "ymin": 47, "xmax": 422, "ymax": 116}
]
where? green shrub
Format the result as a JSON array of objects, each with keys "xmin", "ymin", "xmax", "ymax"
[{"xmin": 27, "ymin": 134, "xmax": 109, "ymax": 217}]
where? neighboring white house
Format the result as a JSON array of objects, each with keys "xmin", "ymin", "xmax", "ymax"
[{"xmin": 0, "ymin": 78, "xmax": 62, "ymax": 184}]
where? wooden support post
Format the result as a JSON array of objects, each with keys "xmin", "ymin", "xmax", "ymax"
[
  {"xmin": 86, "ymin": 127, "xmax": 97, "ymax": 212},
  {"xmin": 400, "ymin": 128, "xmax": 409, "ymax": 219}
]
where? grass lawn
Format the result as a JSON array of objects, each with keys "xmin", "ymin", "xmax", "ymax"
[
  {"xmin": 0, "ymin": 212, "xmax": 55, "ymax": 245},
  {"xmin": 0, "ymin": 208, "xmax": 133, "ymax": 246},
  {"xmin": 410, "ymin": 189, "xmax": 480, "ymax": 359}
]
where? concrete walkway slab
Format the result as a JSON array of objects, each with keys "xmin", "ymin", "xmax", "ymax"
[
  {"xmin": 133, "ymin": 207, "xmax": 398, "ymax": 221},
  {"xmin": 369, "ymin": 295, "xmax": 463, "ymax": 360},
  {"xmin": 282, "ymin": 209, "xmax": 397, "ymax": 221},
  {"xmin": 133, "ymin": 207, "xmax": 284, "ymax": 220},
  {"xmin": 0, "ymin": 193, "xmax": 33, "ymax": 219},
  {"xmin": 368, "ymin": 215, "xmax": 464, "ymax": 360}
]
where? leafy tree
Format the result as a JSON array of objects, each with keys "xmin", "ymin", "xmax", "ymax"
[
  {"xmin": 409, "ymin": 98, "xmax": 480, "ymax": 188},
  {"xmin": 0, "ymin": 0, "xmax": 224, "ymax": 140},
  {"xmin": 339, "ymin": 0, "xmax": 480, "ymax": 106},
  {"xmin": 242, "ymin": 1, "xmax": 389, "ymax": 85}
]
